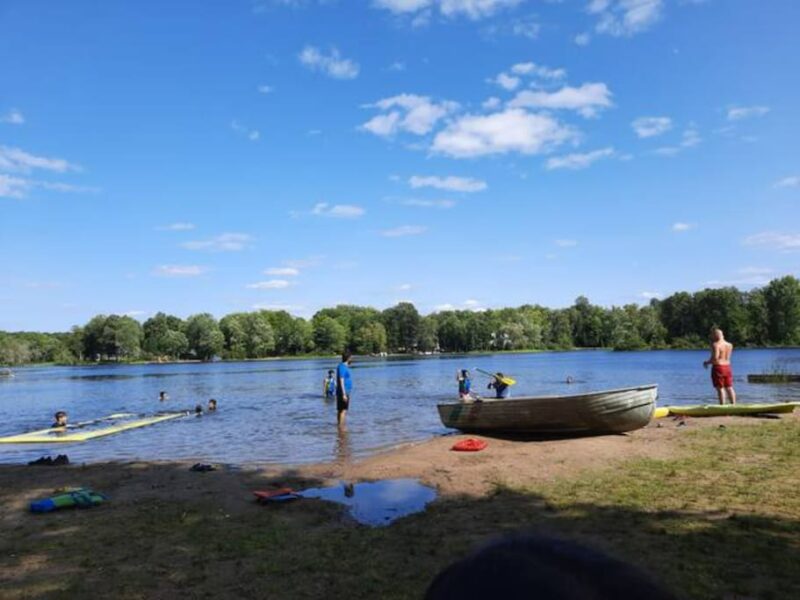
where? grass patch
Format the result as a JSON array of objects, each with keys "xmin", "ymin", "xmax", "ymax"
[{"xmin": 1, "ymin": 421, "xmax": 798, "ymax": 599}]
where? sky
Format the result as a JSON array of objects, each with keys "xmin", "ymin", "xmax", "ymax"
[{"xmin": 1, "ymin": 0, "xmax": 799, "ymax": 332}]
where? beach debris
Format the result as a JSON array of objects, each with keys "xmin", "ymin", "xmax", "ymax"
[
  {"xmin": 30, "ymin": 488, "xmax": 107, "ymax": 513},
  {"xmin": 253, "ymin": 488, "xmax": 301, "ymax": 503},
  {"xmin": 451, "ymin": 438, "xmax": 488, "ymax": 452},
  {"xmin": 27, "ymin": 454, "xmax": 70, "ymax": 466},
  {"xmin": 189, "ymin": 463, "xmax": 216, "ymax": 472}
]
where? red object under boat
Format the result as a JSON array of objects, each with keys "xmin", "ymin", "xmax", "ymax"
[{"xmin": 451, "ymin": 438, "xmax": 488, "ymax": 452}]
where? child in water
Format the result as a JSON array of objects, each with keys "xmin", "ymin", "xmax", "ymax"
[
  {"xmin": 457, "ymin": 369, "xmax": 473, "ymax": 401},
  {"xmin": 488, "ymin": 373, "xmax": 511, "ymax": 399},
  {"xmin": 52, "ymin": 411, "xmax": 68, "ymax": 428},
  {"xmin": 207, "ymin": 399, "xmax": 217, "ymax": 412},
  {"xmin": 323, "ymin": 369, "xmax": 336, "ymax": 399},
  {"xmin": 159, "ymin": 391, "xmax": 168, "ymax": 402}
]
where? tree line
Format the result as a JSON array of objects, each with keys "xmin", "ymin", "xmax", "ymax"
[{"xmin": 1, "ymin": 276, "xmax": 799, "ymax": 366}]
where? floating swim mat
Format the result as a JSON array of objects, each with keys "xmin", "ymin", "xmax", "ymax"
[{"xmin": 0, "ymin": 412, "xmax": 186, "ymax": 444}]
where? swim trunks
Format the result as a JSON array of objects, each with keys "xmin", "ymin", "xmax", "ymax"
[{"xmin": 711, "ymin": 364, "xmax": 733, "ymax": 388}]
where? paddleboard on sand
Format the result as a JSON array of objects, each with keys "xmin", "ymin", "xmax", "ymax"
[{"xmin": 661, "ymin": 403, "xmax": 798, "ymax": 417}]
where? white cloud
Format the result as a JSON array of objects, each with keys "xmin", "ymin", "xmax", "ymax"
[
  {"xmin": 298, "ymin": 46, "xmax": 359, "ymax": 79},
  {"xmin": 158, "ymin": 222, "xmax": 196, "ymax": 231},
  {"xmin": 727, "ymin": 105, "xmax": 770, "ymax": 121},
  {"xmin": 376, "ymin": 0, "xmax": 522, "ymax": 20},
  {"xmin": 773, "ymin": 176, "xmax": 799, "ymax": 189},
  {"xmin": 0, "ymin": 146, "xmax": 80, "ymax": 174},
  {"xmin": 509, "ymin": 62, "xmax": 567, "ymax": 80},
  {"xmin": 590, "ymin": 0, "xmax": 664, "ymax": 37},
  {"xmin": 743, "ymin": 232, "xmax": 800, "ymax": 252},
  {"xmin": 434, "ymin": 298, "xmax": 486, "ymax": 312},
  {"xmin": 632, "ymin": 116, "xmax": 672, "ymax": 138},
  {"xmin": 257, "ymin": 84, "xmax": 273, "ymax": 94},
  {"xmin": 181, "ymin": 233, "xmax": 253, "ymax": 252},
  {"xmin": 640, "ymin": 291, "xmax": 662, "ymax": 300},
  {"xmin": 432, "ymin": 108, "xmax": 577, "ymax": 158},
  {"xmin": 400, "ymin": 198, "xmax": 457, "ymax": 209},
  {"xmin": 153, "ymin": 265, "xmax": 207, "ymax": 277},
  {"xmin": 381, "ymin": 225, "xmax": 428, "ymax": 237},
  {"xmin": 361, "ymin": 94, "xmax": 459, "ymax": 137},
  {"xmin": 0, "ymin": 109, "xmax": 24, "ymax": 125},
  {"xmin": 0, "ymin": 174, "xmax": 96, "ymax": 199},
  {"xmin": 654, "ymin": 128, "xmax": 702, "ymax": 156},
  {"xmin": 546, "ymin": 147, "xmax": 614, "ymax": 170},
  {"xmin": 492, "ymin": 72, "xmax": 521, "ymax": 91},
  {"xmin": 555, "ymin": 239, "xmax": 578, "ymax": 247},
  {"xmin": 439, "ymin": 0, "xmax": 522, "ymax": 19},
  {"xmin": 672, "ymin": 222, "xmax": 696, "ymax": 232},
  {"xmin": 247, "ymin": 279, "xmax": 293, "ymax": 290},
  {"xmin": 0, "ymin": 174, "xmax": 29, "ymax": 199},
  {"xmin": 123, "ymin": 310, "xmax": 147, "ymax": 318},
  {"xmin": 509, "ymin": 83, "xmax": 613, "ymax": 118},
  {"xmin": 482, "ymin": 96, "xmax": 502, "ymax": 110},
  {"xmin": 230, "ymin": 120, "xmax": 261, "ymax": 141},
  {"xmin": 409, "ymin": 175, "xmax": 487, "ymax": 192},
  {"xmin": 310, "ymin": 203, "xmax": 365, "ymax": 218},
  {"xmin": 264, "ymin": 267, "xmax": 300, "ymax": 276},
  {"xmin": 373, "ymin": 0, "xmax": 431, "ymax": 13},
  {"xmin": 510, "ymin": 16, "xmax": 541, "ymax": 39},
  {"xmin": 574, "ymin": 32, "xmax": 591, "ymax": 45},
  {"xmin": 397, "ymin": 283, "xmax": 413, "ymax": 291}
]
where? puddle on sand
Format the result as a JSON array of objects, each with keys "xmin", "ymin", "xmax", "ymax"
[{"xmin": 300, "ymin": 478, "xmax": 437, "ymax": 527}]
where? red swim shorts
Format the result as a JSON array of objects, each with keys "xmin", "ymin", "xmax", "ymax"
[{"xmin": 711, "ymin": 364, "xmax": 733, "ymax": 388}]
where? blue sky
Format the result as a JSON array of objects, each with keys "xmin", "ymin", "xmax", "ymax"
[{"xmin": 1, "ymin": 0, "xmax": 799, "ymax": 331}]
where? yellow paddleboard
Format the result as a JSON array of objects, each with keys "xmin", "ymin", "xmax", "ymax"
[
  {"xmin": 653, "ymin": 407, "xmax": 670, "ymax": 419},
  {"xmin": 0, "ymin": 413, "xmax": 186, "ymax": 444}
]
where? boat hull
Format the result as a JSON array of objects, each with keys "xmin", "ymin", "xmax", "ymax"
[{"xmin": 437, "ymin": 385, "xmax": 657, "ymax": 435}]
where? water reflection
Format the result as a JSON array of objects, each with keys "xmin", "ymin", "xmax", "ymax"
[{"xmin": 300, "ymin": 478, "xmax": 437, "ymax": 526}]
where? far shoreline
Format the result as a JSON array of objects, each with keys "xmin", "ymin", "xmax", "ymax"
[{"xmin": 5, "ymin": 344, "xmax": 800, "ymax": 370}]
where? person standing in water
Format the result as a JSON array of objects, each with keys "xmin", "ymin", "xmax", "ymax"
[
  {"xmin": 323, "ymin": 369, "xmax": 336, "ymax": 400},
  {"xmin": 457, "ymin": 369, "xmax": 473, "ymax": 401},
  {"xmin": 488, "ymin": 373, "xmax": 511, "ymax": 399},
  {"xmin": 336, "ymin": 350, "xmax": 353, "ymax": 428},
  {"xmin": 703, "ymin": 328, "xmax": 736, "ymax": 405}
]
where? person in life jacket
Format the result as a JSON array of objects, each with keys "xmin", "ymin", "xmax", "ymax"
[
  {"xmin": 323, "ymin": 369, "xmax": 336, "ymax": 399},
  {"xmin": 488, "ymin": 373, "xmax": 511, "ymax": 399},
  {"xmin": 457, "ymin": 369, "xmax": 474, "ymax": 401}
]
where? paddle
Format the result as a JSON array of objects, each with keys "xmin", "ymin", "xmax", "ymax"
[{"xmin": 473, "ymin": 367, "xmax": 516, "ymax": 386}]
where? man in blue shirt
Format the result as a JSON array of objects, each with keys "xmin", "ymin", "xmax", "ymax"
[{"xmin": 336, "ymin": 350, "xmax": 353, "ymax": 428}]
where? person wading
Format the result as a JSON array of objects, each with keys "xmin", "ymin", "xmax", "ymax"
[
  {"xmin": 336, "ymin": 350, "xmax": 354, "ymax": 428},
  {"xmin": 703, "ymin": 328, "xmax": 736, "ymax": 405}
]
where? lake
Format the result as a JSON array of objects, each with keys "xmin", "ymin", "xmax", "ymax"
[{"xmin": 1, "ymin": 349, "xmax": 799, "ymax": 465}]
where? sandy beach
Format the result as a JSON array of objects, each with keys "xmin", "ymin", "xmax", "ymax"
[{"xmin": 2, "ymin": 413, "xmax": 798, "ymax": 599}]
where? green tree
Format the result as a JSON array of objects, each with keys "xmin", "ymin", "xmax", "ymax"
[
  {"xmin": 382, "ymin": 302, "xmax": 420, "ymax": 352},
  {"xmin": 220, "ymin": 313, "xmax": 249, "ymax": 359},
  {"xmin": 312, "ymin": 315, "xmax": 348, "ymax": 354},
  {"xmin": 763, "ymin": 276, "xmax": 800, "ymax": 344},
  {"xmin": 185, "ymin": 313, "xmax": 224, "ymax": 361},
  {"xmin": 353, "ymin": 321, "xmax": 389, "ymax": 354}
]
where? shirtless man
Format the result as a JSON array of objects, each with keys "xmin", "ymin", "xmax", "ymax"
[{"xmin": 703, "ymin": 328, "xmax": 736, "ymax": 405}]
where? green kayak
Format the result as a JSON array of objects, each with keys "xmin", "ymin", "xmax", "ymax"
[{"xmin": 664, "ymin": 403, "xmax": 798, "ymax": 417}]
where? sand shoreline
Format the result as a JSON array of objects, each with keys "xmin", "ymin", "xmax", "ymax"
[{"xmin": 2, "ymin": 413, "xmax": 788, "ymax": 509}]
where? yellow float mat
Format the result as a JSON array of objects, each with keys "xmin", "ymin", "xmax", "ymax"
[
  {"xmin": 0, "ymin": 412, "xmax": 186, "ymax": 444},
  {"xmin": 661, "ymin": 403, "xmax": 798, "ymax": 417},
  {"xmin": 653, "ymin": 407, "xmax": 670, "ymax": 419}
]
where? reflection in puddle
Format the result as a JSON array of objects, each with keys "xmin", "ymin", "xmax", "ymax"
[{"xmin": 301, "ymin": 479, "xmax": 436, "ymax": 527}]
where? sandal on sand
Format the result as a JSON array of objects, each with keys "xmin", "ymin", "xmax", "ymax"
[{"xmin": 190, "ymin": 463, "xmax": 216, "ymax": 472}]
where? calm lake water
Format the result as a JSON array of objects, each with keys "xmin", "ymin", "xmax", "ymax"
[{"xmin": 1, "ymin": 349, "xmax": 799, "ymax": 466}]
